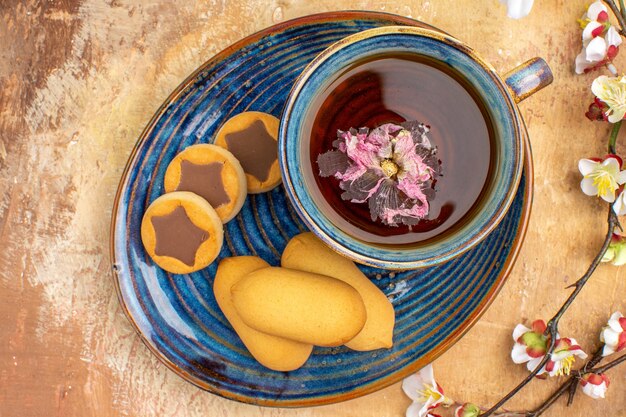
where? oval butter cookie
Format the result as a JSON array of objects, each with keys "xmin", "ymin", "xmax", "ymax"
[
  {"xmin": 214, "ymin": 257, "xmax": 313, "ymax": 371},
  {"xmin": 141, "ymin": 191, "xmax": 223, "ymax": 274},
  {"xmin": 164, "ymin": 144, "xmax": 246, "ymax": 223},
  {"xmin": 214, "ymin": 111, "xmax": 281, "ymax": 193},
  {"xmin": 231, "ymin": 267, "xmax": 367, "ymax": 347},
  {"xmin": 282, "ymin": 232, "xmax": 395, "ymax": 351}
]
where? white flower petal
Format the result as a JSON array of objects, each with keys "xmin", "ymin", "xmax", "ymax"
[
  {"xmin": 600, "ymin": 188, "xmax": 617, "ymax": 203},
  {"xmin": 602, "ymin": 328, "xmax": 620, "ymax": 346},
  {"xmin": 582, "ymin": 380, "xmax": 608, "ymax": 399},
  {"xmin": 579, "ymin": 159, "xmax": 599, "ymax": 176},
  {"xmin": 575, "ymin": 49, "xmax": 594, "ymax": 74},
  {"xmin": 512, "ymin": 323, "xmax": 531, "ymax": 340},
  {"xmin": 501, "ymin": 0, "xmax": 534, "ymax": 19},
  {"xmin": 587, "ymin": 0, "xmax": 608, "ymax": 21},
  {"xmin": 613, "ymin": 195, "xmax": 626, "ymax": 215},
  {"xmin": 583, "ymin": 21, "xmax": 604, "ymax": 41},
  {"xmin": 402, "ymin": 373, "xmax": 425, "ymax": 402},
  {"xmin": 526, "ymin": 356, "xmax": 545, "ymax": 373},
  {"xmin": 616, "ymin": 170, "xmax": 626, "ymax": 184},
  {"xmin": 581, "ymin": 177, "xmax": 599, "ymax": 196},
  {"xmin": 511, "ymin": 343, "xmax": 531, "ymax": 363},
  {"xmin": 608, "ymin": 109, "xmax": 626, "ymax": 123},
  {"xmin": 406, "ymin": 401, "xmax": 423, "ymax": 417},
  {"xmin": 602, "ymin": 157, "xmax": 621, "ymax": 172},
  {"xmin": 602, "ymin": 343, "xmax": 616, "ymax": 356},
  {"xmin": 586, "ymin": 36, "xmax": 608, "ymax": 62},
  {"xmin": 607, "ymin": 26, "xmax": 623, "ymax": 47},
  {"xmin": 592, "ymin": 76, "xmax": 610, "ymax": 98},
  {"xmin": 418, "ymin": 364, "xmax": 436, "ymax": 387},
  {"xmin": 608, "ymin": 312, "xmax": 625, "ymax": 331}
]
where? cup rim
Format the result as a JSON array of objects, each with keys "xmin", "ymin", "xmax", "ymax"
[{"xmin": 279, "ymin": 25, "xmax": 524, "ymax": 269}]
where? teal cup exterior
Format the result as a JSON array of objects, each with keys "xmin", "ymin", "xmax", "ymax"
[{"xmin": 279, "ymin": 26, "xmax": 552, "ymax": 270}]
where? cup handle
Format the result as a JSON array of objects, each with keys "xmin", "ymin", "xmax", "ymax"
[{"xmin": 503, "ymin": 57, "xmax": 554, "ymax": 104}]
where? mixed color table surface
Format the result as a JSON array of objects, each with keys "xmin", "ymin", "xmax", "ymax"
[{"xmin": 1, "ymin": 1, "xmax": 625, "ymax": 416}]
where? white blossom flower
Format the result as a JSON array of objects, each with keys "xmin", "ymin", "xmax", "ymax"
[
  {"xmin": 543, "ymin": 337, "xmax": 587, "ymax": 377},
  {"xmin": 511, "ymin": 320, "xmax": 549, "ymax": 373},
  {"xmin": 580, "ymin": 373, "xmax": 610, "ymax": 399},
  {"xmin": 579, "ymin": 155, "xmax": 626, "ymax": 202},
  {"xmin": 402, "ymin": 365, "xmax": 452, "ymax": 417},
  {"xmin": 591, "ymin": 76, "xmax": 626, "ymax": 122},
  {"xmin": 500, "ymin": 0, "xmax": 534, "ymax": 19},
  {"xmin": 600, "ymin": 312, "xmax": 626, "ymax": 356},
  {"xmin": 511, "ymin": 321, "xmax": 586, "ymax": 377},
  {"xmin": 575, "ymin": 1, "xmax": 622, "ymax": 74}
]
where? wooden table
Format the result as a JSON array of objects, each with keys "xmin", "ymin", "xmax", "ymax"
[{"xmin": 2, "ymin": 1, "xmax": 625, "ymax": 416}]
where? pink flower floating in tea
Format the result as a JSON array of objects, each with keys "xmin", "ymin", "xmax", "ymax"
[{"xmin": 317, "ymin": 122, "xmax": 441, "ymax": 227}]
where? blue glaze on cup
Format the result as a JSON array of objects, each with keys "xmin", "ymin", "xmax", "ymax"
[
  {"xmin": 280, "ymin": 26, "xmax": 548, "ymax": 270},
  {"xmin": 504, "ymin": 57, "xmax": 554, "ymax": 103}
]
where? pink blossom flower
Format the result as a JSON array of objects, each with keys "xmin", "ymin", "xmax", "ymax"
[
  {"xmin": 580, "ymin": 373, "xmax": 610, "ymax": 399},
  {"xmin": 455, "ymin": 403, "xmax": 480, "ymax": 417},
  {"xmin": 543, "ymin": 337, "xmax": 587, "ymax": 377},
  {"xmin": 511, "ymin": 320, "xmax": 549, "ymax": 373},
  {"xmin": 402, "ymin": 365, "xmax": 452, "ymax": 417},
  {"xmin": 578, "ymin": 155, "xmax": 626, "ymax": 202},
  {"xmin": 499, "ymin": 0, "xmax": 534, "ymax": 19},
  {"xmin": 602, "ymin": 233, "xmax": 626, "ymax": 266},
  {"xmin": 317, "ymin": 122, "xmax": 441, "ymax": 227},
  {"xmin": 575, "ymin": 1, "xmax": 622, "ymax": 74},
  {"xmin": 600, "ymin": 312, "xmax": 626, "ymax": 356}
]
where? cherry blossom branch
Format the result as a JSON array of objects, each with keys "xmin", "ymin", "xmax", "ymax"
[
  {"xmin": 603, "ymin": 0, "xmax": 626, "ymax": 36},
  {"xmin": 490, "ymin": 347, "xmax": 611, "ymax": 417},
  {"xmin": 590, "ymin": 352, "xmax": 626, "ymax": 373},
  {"xmin": 529, "ymin": 349, "xmax": 624, "ymax": 416},
  {"xmin": 479, "ymin": 208, "xmax": 620, "ymax": 417}
]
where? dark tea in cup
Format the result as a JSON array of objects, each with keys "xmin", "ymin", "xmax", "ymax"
[{"xmin": 305, "ymin": 53, "xmax": 495, "ymax": 245}]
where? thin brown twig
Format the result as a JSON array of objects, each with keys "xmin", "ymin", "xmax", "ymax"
[
  {"xmin": 479, "ymin": 209, "xmax": 620, "ymax": 417},
  {"xmin": 527, "ymin": 379, "xmax": 577, "ymax": 417},
  {"xmin": 590, "ymin": 352, "xmax": 626, "ymax": 373}
]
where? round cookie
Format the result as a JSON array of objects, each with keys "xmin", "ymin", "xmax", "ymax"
[
  {"xmin": 164, "ymin": 144, "xmax": 246, "ymax": 223},
  {"xmin": 214, "ymin": 111, "xmax": 281, "ymax": 194},
  {"xmin": 141, "ymin": 191, "xmax": 223, "ymax": 274}
]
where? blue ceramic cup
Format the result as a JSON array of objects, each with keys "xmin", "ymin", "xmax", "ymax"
[{"xmin": 279, "ymin": 26, "xmax": 552, "ymax": 270}]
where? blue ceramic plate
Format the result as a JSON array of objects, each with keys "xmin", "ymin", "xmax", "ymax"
[{"xmin": 110, "ymin": 11, "xmax": 532, "ymax": 407}]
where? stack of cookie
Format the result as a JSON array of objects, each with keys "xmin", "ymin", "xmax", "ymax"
[
  {"xmin": 213, "ymin": 232, "xmax": 395, "ymax": 371},
  {"xmin": 140, "ymin": 112, "xmax": 281, "ymax": 274}
]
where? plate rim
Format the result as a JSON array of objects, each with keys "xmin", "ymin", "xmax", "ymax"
[{"xmin": 109, "ymin": 10, "xmax": 533, "ymax": 407}]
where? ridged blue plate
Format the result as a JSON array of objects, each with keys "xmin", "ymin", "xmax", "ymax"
[{"xmin": 110, "ymin": 11, "xmax": 532, "ymax": 407}]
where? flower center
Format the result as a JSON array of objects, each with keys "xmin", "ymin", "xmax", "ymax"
[
  {"xmin": 380, "ymin": 159, "xmax": 399, "ymax": 178},
  {"xmin": 417, "ymin": 384, "xmax": 443, "ymax": 404},
  {"xmin": 587, "ymin": 167, "xmax": 618, "ymax": 198},
  {"xmin": 555, "ymin": 355, "xmax": 576, "ymax": 376}
]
